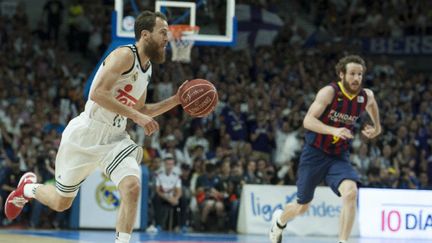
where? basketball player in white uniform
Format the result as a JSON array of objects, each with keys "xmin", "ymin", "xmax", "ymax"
[{"xmin": 5, "ymin": 11, "xmax": 180, "ymax": 243}]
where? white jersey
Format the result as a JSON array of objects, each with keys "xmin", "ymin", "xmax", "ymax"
[{"xmin": 84, "ymin": 44, "xmax": 152, "ymax": 130}]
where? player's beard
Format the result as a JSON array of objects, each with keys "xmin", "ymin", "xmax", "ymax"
[
  {"xmin": 342, "ymin": 76, "xmax": 361, "ymax": 95},
  {"xmin": 144, "ymin": 37, "xmax": 166, "ymax": 64}
]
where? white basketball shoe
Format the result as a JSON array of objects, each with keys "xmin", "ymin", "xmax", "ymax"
[{"xmin": 269, "ymin": 209, "xmax": 285, "ymax": 243}]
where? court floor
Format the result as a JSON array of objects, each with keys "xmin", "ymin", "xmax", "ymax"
[{"xmin": 0, "ymin": 230, "xmax": 429, "ymax": 243}]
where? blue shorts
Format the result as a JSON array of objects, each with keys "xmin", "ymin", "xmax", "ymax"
[{"xmin": 296, "ymin": 144, "xmax": 360, "ymax": 204}]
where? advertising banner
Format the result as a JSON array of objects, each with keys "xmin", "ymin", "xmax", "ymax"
[
  {"xmin": 359, "ymin": 188, "xmax": 432, "ymax": 239},
  {"xmin": 363, "ymin": 36, "xmax": 432, "ymax": 55},
  {"xmin": 237, "ymin": 184, "xmax": 359, "ymax": 236}
]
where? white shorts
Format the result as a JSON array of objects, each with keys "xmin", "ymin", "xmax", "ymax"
[{"xmin": 55, "ymin": 113, "xmax": 143, "ymax": 197}]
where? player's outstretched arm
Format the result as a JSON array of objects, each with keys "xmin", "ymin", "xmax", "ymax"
[
  {"xmin": 135, "ymin": 80, "xmax": 188, "ymax": 118},
  {"xmin": 134, "ymin": 90, "xmax": 181, "ymax": 118},
  {"xmin": 90, "ymin": 48, "xmax": 158, "ymax": 135},
  {"xmin": 303, "ymin": 86, "xmax": 353, "ymax": 140},
  {"xmin": 362, "ymin": 89, "xmax": 381, "ymax": 139}
]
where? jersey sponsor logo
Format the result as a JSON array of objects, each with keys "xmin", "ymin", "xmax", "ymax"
[
  {"xmin": 116, "ymin": 84, "xmax": 138, "ymax": 107},
  {"xmin": 328, "ymin": 109, "xmax": 359, "ymax": 125}
]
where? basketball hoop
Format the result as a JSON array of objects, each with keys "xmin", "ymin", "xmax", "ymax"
[{"xmin": 168, "ymin": 25, "xmax": 200, "ymax": 63}]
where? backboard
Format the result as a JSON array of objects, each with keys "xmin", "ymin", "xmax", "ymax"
[{"xmin": 114, "ymin": 0, "xmax": 236, "ymax": 46}]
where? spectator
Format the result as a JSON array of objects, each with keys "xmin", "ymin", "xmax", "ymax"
[
  {"xmin": 249, "ymin": 111, "xmax": 274, "ymax": 161},
  {"xmin": 274, "ymin": 119, "xmax": 301, "ymax": 167},
  {"xmin": 243, "ymin": 159, "xmax": 261, "ymax": 184},
  {"xmin": 142, "ymin": 137, "xmax": 159, "ymax": 167},
  {"xmin": 42, "ymin": 113, "xmax": 65, "ymax": 135},
  {"xmin": 218, "ymin": 159, "xmax": 238, "ymax": 232},
  {"xmin": 179, "ymin": 163, "xmax": 192, "ymax": 232},
  {"xmin": 351, "ymin": 143, "xmax": 371, "ymax": 183},
  {"xmin": 395, "ymin": 167, "xmax": 418, "ymax": 189},
  {"xmin": 42, "ymin": 0, "xmax": 64, "ymax": 42},
  {"xmin": 153, "ymin": 154, "xmax": 182, "ymax": 231},
  {"xmin": 255, "ymin": 158, "xmax": 267, "ymax": 180},
  {"xmin": 220, "ymin": 100, "xmax": 248, "ymax": 146},
  {"xmin": 262, "ymin": 164, "xmax": 282, "ymax": 185},
  {"xmin": 160, "ymin": 134, "xmax": 186, "ymax": 167},
  {"xmin": 67, "ymin": 0, "xmax": 91, "ymax": 55},
  {"xmin": 184, "ymin": 127, "xmax": 210, "ymax": 163},
  {"xmin": 366, "ymin": 167, "xmax": 385, "ymax": 188},
  {"xmin": 195, "ymin": 163, "xmax": 225, "ymax": 231},
  {"xmin": 418, "ymin": 172, "xmax": 432, "ymax": 190},
  {"xmin": 375, "ymin": 144, "xmax": 392, "ymax": 169}
]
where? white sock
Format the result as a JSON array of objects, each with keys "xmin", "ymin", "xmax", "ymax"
[
  {"xmin": 23, "ymin": 184, "xmax": 41, "ymax": 198},
  {"xmin": 339, "ymin": 240, "xmax": 347, "ymax": 243},
  {"xmin": 115, "ymin": 232, "xmax": 131, "ymax": 243}
]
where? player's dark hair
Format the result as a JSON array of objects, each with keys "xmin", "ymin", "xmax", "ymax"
[
  {"xmin": 335, "ymin": 55, "xmax": 366, "ymax": 75},
  {"xmin": 134, "ymin": 11, "xmax": 167, "ymax": 41}
]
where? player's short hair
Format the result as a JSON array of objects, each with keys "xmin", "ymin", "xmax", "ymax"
[
  {"xmin": 335, "ymin": 55, "xmax": 366, "ymax": 75},
  {"xmin": 134, "ymin": 11, "xmax": 168, "ymax": 41}
]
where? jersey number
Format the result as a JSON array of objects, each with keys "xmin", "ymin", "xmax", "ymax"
[
  {"xmin": 332, "ymin": 136, "xmax": 340, "ymax": 144},
  {"xmin": 113, "ymin": 114, "xmax": 124, "ymax": 128}
]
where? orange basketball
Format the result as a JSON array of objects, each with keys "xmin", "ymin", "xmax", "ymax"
[{"xmin": 178, "ymin": 79, "xmax": 218, "ymax": 117}]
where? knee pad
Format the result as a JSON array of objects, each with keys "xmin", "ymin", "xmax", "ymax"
[{"xmin": 109, "ymin": 156, "xmax": 141, "ymax": 187}]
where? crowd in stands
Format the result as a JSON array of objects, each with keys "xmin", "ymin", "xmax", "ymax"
[{"xmin": 0, "ymin": 0, "xmax": 431, "ymax": 232}]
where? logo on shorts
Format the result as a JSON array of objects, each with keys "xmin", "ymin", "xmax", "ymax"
[
  {"xmin": 96, "ymin": 173, "xmax": 120, "ymax": 211},
  {"xmin": 116, "ymin": 84, "xmax": 138, "ymax": 107}
]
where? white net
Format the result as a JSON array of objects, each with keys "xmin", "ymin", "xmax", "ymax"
[{"xmin": 168, "ymin": 25, "xmax": 199, "ymax": 63}]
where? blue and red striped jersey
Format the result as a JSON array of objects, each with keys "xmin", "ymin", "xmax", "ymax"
[{"xmin": 305, "ymin": 82, "xmax": 368, "ymax": 155}]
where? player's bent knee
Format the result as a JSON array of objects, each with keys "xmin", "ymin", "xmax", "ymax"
[
  {"xmin": 290, "ymin": 202, "xmax": 310, "ymax": 215},
  {"xmin": 340, "ymin": 182, "xmax": 358, "ymax": 202},
  {"xmin": 118, "ymin": 176, "xmax": 141, "ymax": 200},
  {"xmin": 342, "ymin": 187, "xmax": 358, "ymax": 202},
  {"xmin": 298, "ymin": 204, "xmax": 310, "ymax": 215},
  {"xmin": 52, "ymin": 196, "xmax": 74, "ymax": 212}
]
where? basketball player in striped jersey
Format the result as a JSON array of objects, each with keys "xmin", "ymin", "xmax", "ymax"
[
  {"xmin": 269, "ymin": 55, "xmax": 381, "ymax": 243},
  {"xmin": 5, "ymin": 11, "xmax": 184, "ymax": 243}
]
